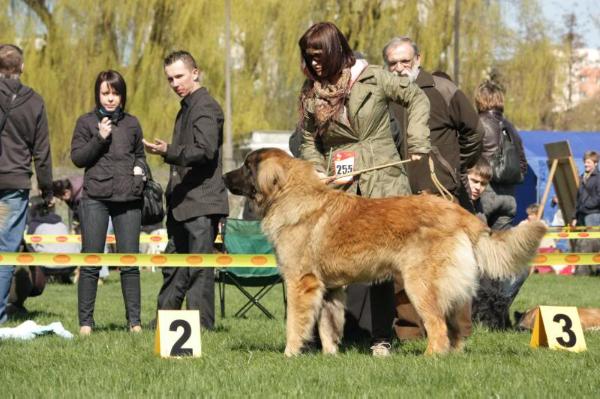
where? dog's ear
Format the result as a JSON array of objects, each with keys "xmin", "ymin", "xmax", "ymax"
[{"xmin": 256, "ymin": 157, "xmax": 287, "ymax": 199}]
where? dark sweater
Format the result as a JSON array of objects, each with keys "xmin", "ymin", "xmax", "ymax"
[
  {"xmin": 71, "ymin": 110, "xmax": 146, "ymax": 202},
  {"xmin": 575, "ymin": 167, "xmax": 600, "ymax": 219},
  {"xmin": 0, "ymin": 78, "xmax": 52, "ymax": 195},
  {"xmin": 163, "ymin": 87, "xmax": 229, "ymax": 221}
]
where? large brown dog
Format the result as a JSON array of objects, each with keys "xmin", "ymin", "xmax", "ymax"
[{"xmin": 224, "ymin": 148, "xmax": 547, "ymax": 356}]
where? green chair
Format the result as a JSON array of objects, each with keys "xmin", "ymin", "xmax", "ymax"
[{"xmin": 216, "ymin": 218, "xmax": 286, "ymax": 319}]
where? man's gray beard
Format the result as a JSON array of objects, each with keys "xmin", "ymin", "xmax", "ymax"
[{"xmin": 403, "ymin": 65, "xmax": 420, "ymax": 82}]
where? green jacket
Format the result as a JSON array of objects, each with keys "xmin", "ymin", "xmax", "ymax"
[{"xmin": 300, "ymin": 65, "xmax": 430, "ymax": 198}]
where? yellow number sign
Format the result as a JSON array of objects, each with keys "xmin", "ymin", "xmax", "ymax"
[
  {"xmin": 154, "ymin": 310, "xmax": 202, "ymax": 358},
  {"xmin": 530, "ymin": 306, "xmax": 587, "ymax": 352}
]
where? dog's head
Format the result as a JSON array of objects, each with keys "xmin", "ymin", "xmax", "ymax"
[{"xmin": 224, "ymin": 148, "xmax": 294, "ymax": 209}]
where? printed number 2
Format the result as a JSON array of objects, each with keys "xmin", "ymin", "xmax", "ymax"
[
  {"xmin": 553, "ymin": 313, "xmax": 577, "ymax": 348},
  {"xmin": 170, "ymin": 319, "xmax": 193, "ymax": 356}
]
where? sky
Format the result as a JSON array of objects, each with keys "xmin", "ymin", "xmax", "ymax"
[{"xmin": 539, "ymin": 0, "xmax": 599, "ymax": 48}]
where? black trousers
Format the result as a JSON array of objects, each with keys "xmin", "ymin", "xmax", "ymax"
[
  {"xmin": 156, "ymin": 213, "xmax": 220, "ymax": 330},
  {"xmin": 78, "ymin": 198, "xmax": 142, "ymax": 327}
]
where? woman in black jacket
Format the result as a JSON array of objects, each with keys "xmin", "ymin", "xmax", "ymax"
[
  {"xmin": 71, "ymin": 70, "xmax": 146, "ymax": 335},
  {"xmin": 472, "ymin": 80, "xmax": 528, "ymax": 330}
]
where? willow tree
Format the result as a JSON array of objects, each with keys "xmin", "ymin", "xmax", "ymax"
[{"xmin": 1, "ymin": 0, "xmax": 566, "ymax": 169}]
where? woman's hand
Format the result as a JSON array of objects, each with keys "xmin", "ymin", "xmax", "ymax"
[{"xmin": 98, "ymin": 117, "xmax": 112, "ymax": 139}]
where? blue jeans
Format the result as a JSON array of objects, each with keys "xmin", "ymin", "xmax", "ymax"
[
  {"xmin": 0, "ymin": 189, "xmax": 29, "ymax": 324},
  {"xmin": 584, "ymin": 213, "xmax": 600, "ymax": 227},
  {"xmin": 78, "ymin": 198, "xmax": 142, "ymax": 327}
]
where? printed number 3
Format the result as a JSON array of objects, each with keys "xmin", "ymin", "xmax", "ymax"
[
  {"xmin": 553, "ymin": 313, "xmax": 577, "ymax": 348},
  {"xmin": 170, "ymin": 319, "xmax": 193, "ymax": 356}
]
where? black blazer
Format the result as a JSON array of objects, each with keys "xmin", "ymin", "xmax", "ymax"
[
  {"xmin": 71, "ymin": 110, "xmax": 146, "ymax": 202},
  {"xmin": 163, "ymin": 87, "xmax": 229, "ymax": 221}
]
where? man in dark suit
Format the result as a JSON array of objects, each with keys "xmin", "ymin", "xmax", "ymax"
[{"xmin": 144, "ymin": 50, "xmax": 229, "ymax": 330}]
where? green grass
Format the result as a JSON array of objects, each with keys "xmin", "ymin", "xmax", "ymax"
[{"xmin": 1, "ymin": 272, "xmax": 599, "ymax": 398}]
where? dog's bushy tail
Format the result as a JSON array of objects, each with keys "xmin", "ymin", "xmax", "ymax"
[{"xmin": 474, "ymin": 221, "xmax": 547, "ymax": 279}]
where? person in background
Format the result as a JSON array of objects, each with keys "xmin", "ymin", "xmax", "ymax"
[
  {"xmin": 382, "ymin": 36, "xmax": 484, "ymax": 342},
  {"xmin": 144, "ymin": 50, "xmax": 229, "ymax": 331},
  {"xmin": 471, "ymin": 80, "xmax": 528, "ymax": 330},
  {"xmin": 0, "ymin": 44, "xmax": 53, "ymax": 325},
  {"xmin": 298, "ymin": 22, "xmax": 430, "ymax": 356},
  {"xmin": 476, "ymin": 80, "xmax": 527, "ymax": 230},
  {"xmin": 466, "ymin": 158, "xmax": 492, "ymax": 222},
  {"xmin": 52, "ymin": 176, "xmax": 84, "ymax": 228},
  {"xmin": 572, "ymin": 151, "xmax": 600, "ymax": 276},
  {"xmin": 26, "ymin": 196, "xmax": 80, "ymax": 283},
  {"xmin": 71, "ymin": 70, "xmax": 146, "ymax": 335}
]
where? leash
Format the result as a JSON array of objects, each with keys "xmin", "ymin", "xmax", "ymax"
[
  {"xmin": 320, "ymin": 159, "xmax": 413, "ymax": 183},
  {"xmin": 320, "ymin": 156, "xmax": 454, "ymax": 202}
]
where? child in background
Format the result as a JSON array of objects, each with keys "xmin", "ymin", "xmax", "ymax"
[{"xmin": 466, "ymin": 158, "xmax": 492, "ymax": 223}]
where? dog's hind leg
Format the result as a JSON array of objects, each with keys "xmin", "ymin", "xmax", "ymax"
[
  {"xmin": 446, "ymin": 302, "xmax": 471, "ymax": 353},
  {"xmin": 404, "ymin": 277, "xmax": 450, "ymax": 355},
  {"xmin": 318, "ymin": 287, "xmax": 346, "ymax": 355},
  {"xmin": 284, "ymin": 273, "xmax": 325, "ymax": 357}
]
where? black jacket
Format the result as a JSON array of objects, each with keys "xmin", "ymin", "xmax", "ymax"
[
  {"xmin": 575, "ymin": 167, "xmax": 600, "ymax": 219},
  {"xmin": 479, "ymin": 109, "xmax": 527, "ymax": 179},
  {"xmin": 390, "ymin": 69, "xmax": 484, "ymax": 195},
  {"xmin": 163, "ymin": 87, "xmax": 229, "ymax": 221},
  {"xmin": 0, "ymin": 78, "xmax": 52, "ymax": 195},
  {"xmin": 71, "ymin": 110, "xmax": 145, "ymax": 202}
]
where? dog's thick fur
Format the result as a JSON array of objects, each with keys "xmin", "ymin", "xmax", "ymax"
[{"xmin": 224, "ymin": 149, "xmax": 547, "ymax": 356}]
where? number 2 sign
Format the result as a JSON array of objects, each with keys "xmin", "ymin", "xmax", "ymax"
[
  {"xmin": 530, "ymin": 306, "xmax": 587, "ymax": 352},
  {"xmin": 154, "ymin": 310, "xmax": 202, "ymax": 358}
]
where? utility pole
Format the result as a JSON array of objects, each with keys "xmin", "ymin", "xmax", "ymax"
[
  {"xmin": 224, "ymin": 0, "xmax": 234, "ymax": 171},
  {"xmin": 454, "ymin": 0, "xmax": 460, "ymax": 86}
]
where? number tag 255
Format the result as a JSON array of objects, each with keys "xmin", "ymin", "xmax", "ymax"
[{"xmin": 332, "ymin": 151, "xmax": 356, "ymax": 185}]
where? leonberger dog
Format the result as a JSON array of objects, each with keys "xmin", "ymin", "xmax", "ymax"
[{"xmin": 224, "ymin": 148, "xmax": 546, "ymax": 356}]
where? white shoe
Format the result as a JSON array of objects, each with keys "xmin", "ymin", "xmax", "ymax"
[{"xmin": 370, "ymin": 341, "xmax": 391, "ymax": 357}]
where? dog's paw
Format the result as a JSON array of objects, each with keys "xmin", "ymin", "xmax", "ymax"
[
  {"xmin": 284, "ymin": 346, "xmax": 300, "ymax": 357},
  {"xmin": 321, "ymin": 345, "xmax": 338, "ymax": 355}
]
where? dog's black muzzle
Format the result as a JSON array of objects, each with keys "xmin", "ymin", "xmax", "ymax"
[{"xmin": 224, "ymin": 167, "xmax": 255, "ymax": 198}]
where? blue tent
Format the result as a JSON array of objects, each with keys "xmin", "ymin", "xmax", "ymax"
[{"xmin": 516, "ymin": 131, "xmax": 600, "ymax": 225}]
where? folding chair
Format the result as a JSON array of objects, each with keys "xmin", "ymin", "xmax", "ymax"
[{"xmin": 216, "ymin": 218, "xmax": 286, "ymax": 319}]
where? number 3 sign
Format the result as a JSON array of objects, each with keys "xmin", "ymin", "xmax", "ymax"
[
  {"xmin": 530, "ymin": 306, "xmax": 587, "ymax": 352},
  {"xmin": 154, "ymin": 310, "xmax": 202, "ymax": 358}
]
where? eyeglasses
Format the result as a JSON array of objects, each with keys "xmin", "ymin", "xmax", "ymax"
[{"xmin": 387, "ymin": 58, "xmax": 414, "ymax": 67}]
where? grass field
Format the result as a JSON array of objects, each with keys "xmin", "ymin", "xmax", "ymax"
[{"xmin": 1, "ymin": 271, "xmax": 599, "ymax": 398}]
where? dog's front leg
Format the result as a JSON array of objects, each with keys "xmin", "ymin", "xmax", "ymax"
[{"xmin": 284, "ymin": 273, "xmax": 325, "ymax": 357}]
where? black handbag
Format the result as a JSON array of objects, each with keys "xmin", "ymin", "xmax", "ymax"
[
  {"xmin": 490, "ymin": 121, "xmax": 523, "ymax": 185},
  {"xmin": 141, "ymin": 163, "xmax": 165, "ymax": 226}
]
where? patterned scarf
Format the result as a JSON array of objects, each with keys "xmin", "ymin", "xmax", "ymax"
[{"xmin": 302, "ymin": 68, "xmax": 351, "ymax": 135}]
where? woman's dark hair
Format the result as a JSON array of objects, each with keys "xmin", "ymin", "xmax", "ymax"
[
  {"xmin": 52, "ymin": 179, "xmax": 72, "ymax": 197},
  {"xmin": 298, "ymin": 22, "xmax": 355, "ymax": 81},
  {"xmin": 94, "ymin": 70, "xmax": 127, "ymax": 110},
  {"xmin": 475, "ymin": 80, "xmax": 504, "ymax": 113}
]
